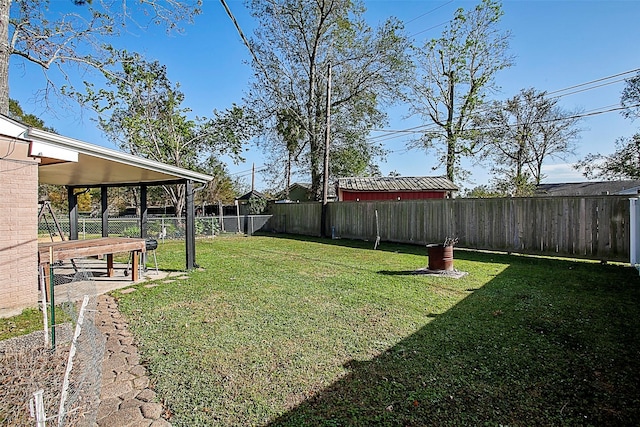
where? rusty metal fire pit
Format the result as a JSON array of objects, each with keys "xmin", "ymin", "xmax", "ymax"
[{"xmin": 426, "ymin": 244, "xmax": 454, "ymax": 271}]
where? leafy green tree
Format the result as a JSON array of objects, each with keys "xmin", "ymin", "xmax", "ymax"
[
  {"xmin": 245, "ymin": 0, "xmax": 411, "ymax": 200},
  {"xmin": 408, "ymin": 0, "xmax": 513, "ymax": 184},
  {"xmin": 481, "ymin": 88, "xmax": 580, "ymax": 195},
  {"xmin": 464, "ymin": 184, "xmax": 505, "ymax": 198},
  {"xmin": 8, "ymin": 99, "xmax": 56, "ymax": 131},
  {"xmin": 76, "ymin": 51, "xmax": 254, "ymax": 216},
  {"xmin": 0, "ymin": 0, "xmax": 201, "ymax": 114},
  {"xmin": 197, "ymin": 157, "xmax": 239, "ymax": 206},
  {"xmin": 577, "ymin": 135, "xmax": 640, "ymax": 180},
  {"xmin": 577, "ymin": 71, "xmax": 640, "ymax": 180},
  {"xmin": 247, "ymin": 194, "xmax": 268, "ymax": 215},
  {"xmin": 275, "ymin": 108, "xmax": 304, "ymax": 199},
  {"xmin": 621, "ymin": 72, "xmax": 640, "ymax": 121}
]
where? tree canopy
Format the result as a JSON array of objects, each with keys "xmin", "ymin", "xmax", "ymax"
[
  {"xmin": 408, "ymin": 0, "xmax": 513, "ymax": 185},
  {"xmin": 480, "ymin": 88, "xmax": 581, "ymax": 196},
  {"xmin": 75, "ymin": 51, "xmax": 254, "ymax": 215},
  {"xmin": 0, "ymin": 0, "xmax": 201, "ymax": 114},
  {"xmin": 8, "ymin": 98, "xmax": 55, "ymax": 131},
  {"xmin": 244, "ymin": 0, "xmax": 411, "ymax": 200},
  {"xmin": 576, "ymin": 71, "xmax": 640, "ymax": 180}
]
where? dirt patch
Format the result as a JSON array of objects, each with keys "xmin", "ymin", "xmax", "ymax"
[{"xmin": 412, "ymin": 268, "xmax": 469, "ymax": 279}]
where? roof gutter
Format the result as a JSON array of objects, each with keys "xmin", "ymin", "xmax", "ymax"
[{"xmin": 27, "ymin": 127, "xmax": 213, "ymax": 184}]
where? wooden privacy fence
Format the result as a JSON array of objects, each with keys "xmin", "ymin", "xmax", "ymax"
[{"xmin": 265, "ymin": 196, "xmax": 631, "ymax": 262}]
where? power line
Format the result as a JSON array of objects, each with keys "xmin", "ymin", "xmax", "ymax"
[
  {"xmin": 368, "ymin": 69, "xmax": 640, "ymax": 143},
  {"xmin": 405, "ymin": 0, "xmax": 455, "ymax": 25},
  {"xmin": 468, "ymin": 103, "xmax": 640, "ymax": 134},
  {"xmin": 410, "ymin": 20, "xmax": 451, "ymax": 38},
  {"xmin": 229, "ymin": 165, "xmax": 268, "ymax": 177},
  {"xmin": 549, "ymin": 78, "xmax": 630, "ymax": 99},
  {"xmin": 375, "ymin": 103, "xmax": 640, "ymax": 147},
  {"xmin": 219, "ymin": 0, "xmax": 271, "ymax": 83},
  {"xmin": 547, "ymin": 68, "xmax": 640, "ymax": 96}
]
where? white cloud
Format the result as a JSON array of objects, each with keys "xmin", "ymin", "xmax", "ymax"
[{"xmin": 540, "ymin": 163, "xmax": 589, "ymax": 183}]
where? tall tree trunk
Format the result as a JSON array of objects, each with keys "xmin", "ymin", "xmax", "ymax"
[
  {"xmin": 307, "ymin": 58, "xmax": 319, "ymax": 200},
  {"xmin": 312, "ymin": 91, "xmax": 326, "ymax": 200},
  {"xmin": 310, "ymin": 136, "xmax": 322, "ymax": 200},
  {"xmin": 0, "ymin": 0, "xmax": 10, "ymax": 115},
  {"xmin": 445, "ymin": 73, "xmax": 456, "ymax": 183},
  {"xmin": 446, "ymin": 134, "xmax": 456, "ymax": 183},
  {"xmin": 285, "ymin": 154, "xmax": 292, "ymax": 199}
]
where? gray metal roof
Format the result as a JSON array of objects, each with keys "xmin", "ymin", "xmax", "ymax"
[
  {"xmin": 337, "ymin": 176, "xmax": 458, "ymax": 192},
  {"xmin": 535, "ymin": 181, "xmax": 640, "ymax": 196}
]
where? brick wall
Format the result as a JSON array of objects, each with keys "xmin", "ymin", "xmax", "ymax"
[{"xmin": 0, "ymin": 137, "xmax": 40, "ymax": 318}]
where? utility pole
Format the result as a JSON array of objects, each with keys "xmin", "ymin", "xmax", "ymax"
[
  {"xmin": 251, "ymin": 162, "xmax": 255, "ymax": 192},
  {"xmin": 321, "ymin": 62, "xmax": 332, "ymax": 237}
]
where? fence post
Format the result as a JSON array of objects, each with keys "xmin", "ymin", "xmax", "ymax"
[
  {"xmin": 219, "ymin": 201, "xmax": 225, "ymax": 232},
  {"xmin": 49, "ymin": 247, "xmax": 56, "ymax": 349},
  {"xmin": 82, "ymin": 218, "xmax": 86, "ymax": 239},
  {"xmin": 32, "ymin": 389, "xmax": 46, "ymax": 427},
  {"xmin": 39, "ymin": 265, "xmax": 49, "ymax": 348},
  {"xmin": 630, "ymin": 198, "xmax": 640, "ymax": 272},
  {"xmin": 58, "ymin": 295, "xmax": 90, "ymax": 427},
  {"xmin": 236, "ymin": 200, "xmax": 241, "ymax": 233}
]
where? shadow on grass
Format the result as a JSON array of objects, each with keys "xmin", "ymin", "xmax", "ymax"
[
  {"xmin": 257, "ymin": 232, "xmax": 622, "ymax": 270},
  {"xmin": 267, "ymin": 253, "xmax": 640, "ymax": 426},
  {"xmin": 256, "ymin": 232, "xmax": 427, "ymax": 256},
  {"xmin": 377, "ymin": 270, "xmax": 422, "ymax": 276}
]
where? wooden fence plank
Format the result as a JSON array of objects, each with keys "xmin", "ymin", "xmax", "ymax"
[{"xmin": 266, "ymin": 196, "xmax": 631, "ymax": 262}]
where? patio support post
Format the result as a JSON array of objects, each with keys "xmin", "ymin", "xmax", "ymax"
[
  {"xmin": 101, "ymin": 186, "xmax": 108, "ymax": 237},
  {"xmin": 140, "ymin": 184, "xmax": 148, "ymax": 239},
  {"xmin": 67, "ymin": 186, "xmax": 78, "ymax": 240},
  {"xmin": 186, "ymin": 180, "xmax": 196, "ymax": 270}
]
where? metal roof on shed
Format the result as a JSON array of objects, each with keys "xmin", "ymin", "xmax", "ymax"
[
  {"xmin": 337, "ymin": 176, "xmax": 458, "ymax": 192},
  {"xmin": 535, "ymin": 181, "xmax": 640, "ymax": 196}
]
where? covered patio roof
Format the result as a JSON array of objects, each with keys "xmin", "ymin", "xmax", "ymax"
[
  {"xmin": 29, "ymin": 128, "xmax": 213, "ymax": 187},
  {"xmin": 0, "ymin": 114, "xmax": 213, "ymax": 186},
  {"xmin": 0, "ymin": 114, "xmax": 212, "ymax": 270}
]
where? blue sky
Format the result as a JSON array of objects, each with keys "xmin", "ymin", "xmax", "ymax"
[{"xmin": 9, "ymin": 0, "xmax": 640, "ymax": 192}]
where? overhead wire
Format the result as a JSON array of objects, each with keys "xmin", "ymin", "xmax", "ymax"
[
  {"xmin": 548, "ymin": 78, "xmax": 630, "ymax": 99},
  {"xmin": 375, "ymin": 103, "xmax": 640, "ymax": 150},
  {"xmin": 410, "ymin": 21, "xmax": 451, "ymax": 38},
  {"xmin": 405, "ymin": 0, "xmax": 454, "ymax": 24},
  {"xmin": 229, "ymin": 165, "xmax": 268, "ymax": 177},
  {"xmin": 546, "ymin": 68, "xmax": 640, "ymax": 96},
  {"xmin": 368, "ymin": 69, "xmax": 640, "ymax": 144}
]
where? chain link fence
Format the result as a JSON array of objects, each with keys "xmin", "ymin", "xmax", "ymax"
[
  {"xmin": 38, "ymin": 215, "xmax": 273, "ymax": 240},
  {"xmin": 0, "ymin": 259, "xmax": 105, "ymax": 426}
]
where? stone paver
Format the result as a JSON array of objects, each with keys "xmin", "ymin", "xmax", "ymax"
[{"xmin": 96, "ymin": 295, "xmax": 171, "ymax": 426}]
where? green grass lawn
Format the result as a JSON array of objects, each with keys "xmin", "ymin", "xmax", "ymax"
[
  {"xmin": 0, "ymin": 308, "xmax": 46, "ymax": 341},
  {"xmin": 112, "ymin": 235, "xmax": 640, "ymax": 426}
]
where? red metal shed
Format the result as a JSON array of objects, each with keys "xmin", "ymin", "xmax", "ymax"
[{"xmin": 337, "ymin": 176, "xmax": 458, "ymax": 201}]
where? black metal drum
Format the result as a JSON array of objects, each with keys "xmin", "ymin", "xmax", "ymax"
[{"xmin": 145, "ymin": 239, "xmax": 158, "ymax": 251}]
